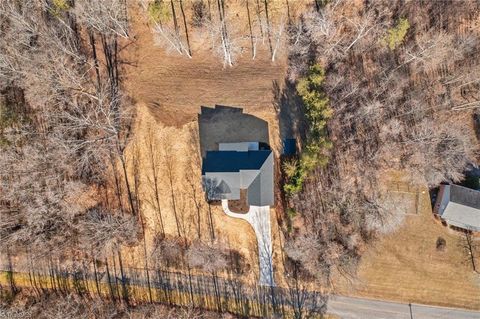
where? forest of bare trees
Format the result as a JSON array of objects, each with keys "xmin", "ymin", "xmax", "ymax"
[
  {"xmin": 0, "ymin": 0, "xmax": 141, "ymax": 262},
  {"xmin": 282, "ymin": 0, "xmax": 480, "ymax": 289},
  {"xmin": 0, "ymin": 292, "xmax": 241, "ymax": 319},
  {"xmin": 139, "ymin": 0, "xmax": 311, "ymax": 66}
]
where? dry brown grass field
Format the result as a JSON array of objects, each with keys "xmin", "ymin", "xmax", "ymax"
[{"xmin": 333, "ymin": 176, "xmax": 480, "ymax": 310}]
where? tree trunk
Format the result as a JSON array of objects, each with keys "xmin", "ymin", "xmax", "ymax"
[
  {"xmin": 208, "ymin": 202, "xmax": 216, "ymax": 240},
  {"xmin": 171, "ymin": 0, "xmax": 180, "ymax": 36},
  {"xmin": 179, "ymin": 0, "xmax": 192, "ymax": 57},
  {"xmin": 246, "ymin": 0, "xmax": 256, "ymax": 59},
  {"xmin": 92, "ymin": 257, "xmax": 101, "ymax": 296},
  {"xmin": 217, "ymin": 0, "xmax": 232, "ymax": 66},
  {"xmin": 105, "ymin": 259, "xmax": 116, "ymax": 302},
  {"xmin": 285, "ymin": 0, "xmax": 291, "ymax": 23},
  {"xmin": 207, "ymin": 0, "xmax": 212, "ymax": 20},
  {"xmin": 168, "ymin": 171, "xmax": 182, "ymax": 237},
  {"xmin": 109, "ymin": 154, "xmax": 124, "ymax": 214},
  {"xmin": 6, "ymin": 249, "xmax": 18, "ymax": 295},
  {"xmin": 120, "ymin": 154, "xmax": 136, "ymax": 216},
  {"xmin": 88, "ymin": 30, "xmax": 101, "ymax": 89},
  {"xmin": 117, "ymin": 250, "xmax": 129, "ymax": 304},
  {"xmin": 465, "ymin": 233, "xmax": 478, "ymax": 272},
  {"xmin": 139, "ymin": 212, "xmax": 153, "ymax": 302},
  {"xmin": 255, "ymin": 0, "xmax": 264, "ymax": 40},
  {"xmin": 263, "ymin": 0, "xmax": 273, "ymax": 58}
]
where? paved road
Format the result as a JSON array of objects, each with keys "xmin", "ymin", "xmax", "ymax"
[
  {"xmin": 221, "ymin": 200, "xmax": 274, "ymax": 286},
  {"xmin": 328, "ymin": 295, "xmax": 480, "ymax": 319}
]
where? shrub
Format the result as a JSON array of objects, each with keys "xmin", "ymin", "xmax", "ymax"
[
  {"xmin": 147, "ymin": 0, "xmax": 171, "ymax": 23},
  {"xmin": 0, "ymin": 94, "xmax": 25, "ymax": 147},
  {"xmin": 462, "ymin": 175, "xmax": 480, "ymax": 190},
  {"xmin": 49, "ymin": 0, "xmax": 70, "ymax": 16},
  {"xmin": 283, "ymin": 158, "xmax": 299, "ymax": 179},
  {"xmin": 287, "ymin": 208, "xmax": 297, "ymax": 218},
  {"xmin": 384, "ymin": 18, "xmax": 410, "ymax": 50},
  {"xmin": 192, "ymin": 0, "xmax": 208, "ymax": 28},
  {"xmin": 436, "ymin": 237, "xmax": 447, "ymax": 252}
]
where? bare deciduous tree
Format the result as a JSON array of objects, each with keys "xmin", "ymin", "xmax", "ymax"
[
  {"xmin": 162, "ymin": 136, "xmax": 182, "ymax": 237},
  {"xmin": 186, "ymin": 240, "xmax": 228, "ymax": 273},
  {"xmin": 458, "ymin": 232, "xmax": 479, "ymax": 273},
  {"xmin": 75, "ymin": 0, "xmax": 129, "ymax": 38},
  {"xmin": 144, "ymin": 128, "xmax": 166, "ymax": 235},
  {"xmin": 151, "ymin": 235, "xmax": 185, "ymax": 268},
  {"xmin": 284, "ymin": 0, "xmax": 480, "ymax": 287},
  {"xmin": 0, "ymin": 0, "xmax": 139, "ymax": 260},
  {"xmin": 78, "ymin": 208, "xmax": 139, "ymax": 258}
]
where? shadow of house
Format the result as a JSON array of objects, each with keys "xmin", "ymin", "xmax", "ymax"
[{"xmin": 198, "ymin": 105, "xmax": 270, "ymax": 158}]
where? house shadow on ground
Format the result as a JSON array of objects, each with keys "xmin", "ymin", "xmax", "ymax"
[{"xmin": 198, "ymin": 105, "xmax": 270, "ymax": 157}]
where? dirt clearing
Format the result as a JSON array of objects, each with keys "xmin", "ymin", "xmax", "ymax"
[{"xmin": 124, "ymin": 4, "xmax": 288, "ymax": 128}]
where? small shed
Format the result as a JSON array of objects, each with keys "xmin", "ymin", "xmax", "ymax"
[{"xmin": 282, "ymin": 138, "xmax": 297, "ymax": 156}]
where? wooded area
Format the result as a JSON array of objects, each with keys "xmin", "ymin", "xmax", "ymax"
[
  {"xmin": 1, "ymin": 0, "xmax": 480, "ymax": 318},
  {"xmin": 282, "ymin": 0, "xmax": 480, "ymax": 291}
]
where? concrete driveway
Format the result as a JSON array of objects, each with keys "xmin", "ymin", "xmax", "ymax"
[{"xmin": 221, "ymin": 200, "xmax": 274, "ymax": 286}]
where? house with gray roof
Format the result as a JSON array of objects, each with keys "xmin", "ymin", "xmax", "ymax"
[
  {"xmin": 434, "ymin": 184, "xmax": 480, "ymax": 232},
  {"xmin": 202, "ymin": 142, "xmax": 274, "ymax": 207},
  {"xmin": 198, "ymin": 106, "xmax": 275, "ymax": 285}
]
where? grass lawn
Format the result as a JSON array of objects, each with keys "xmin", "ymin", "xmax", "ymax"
[{"xmin": 334, "ymin": 182, "xmax": 480, "ymax": 310}]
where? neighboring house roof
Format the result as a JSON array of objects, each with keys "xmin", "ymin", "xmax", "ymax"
[
  {"xmin": 202, "ymin": 143, "xmax": 274, "ymax": 207},
  {"xmin": 435, "ymin": 184, "xmax": 480, "ymax": 232}
]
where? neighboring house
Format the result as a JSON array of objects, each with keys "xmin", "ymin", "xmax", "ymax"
[
  {"xmin": 434, "ymin": 184, "xmax": 480, "ymax": 232},
  {"xmin": 202, "ymin": 142, "xmax": 274, "ymax": 207}
]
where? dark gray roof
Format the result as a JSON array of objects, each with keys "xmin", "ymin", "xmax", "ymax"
[
  {"xmin": 450, "ymin": 185, "xmax": 480, "ymax": 209},
  {"xmin": 202, "ymin": 150, "xmax": 271, "ymax": 174}
]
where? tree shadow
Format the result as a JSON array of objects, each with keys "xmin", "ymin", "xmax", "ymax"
[{"xmin": 272, "ymin": 79, "xmax": 307, "ymax": 155}]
